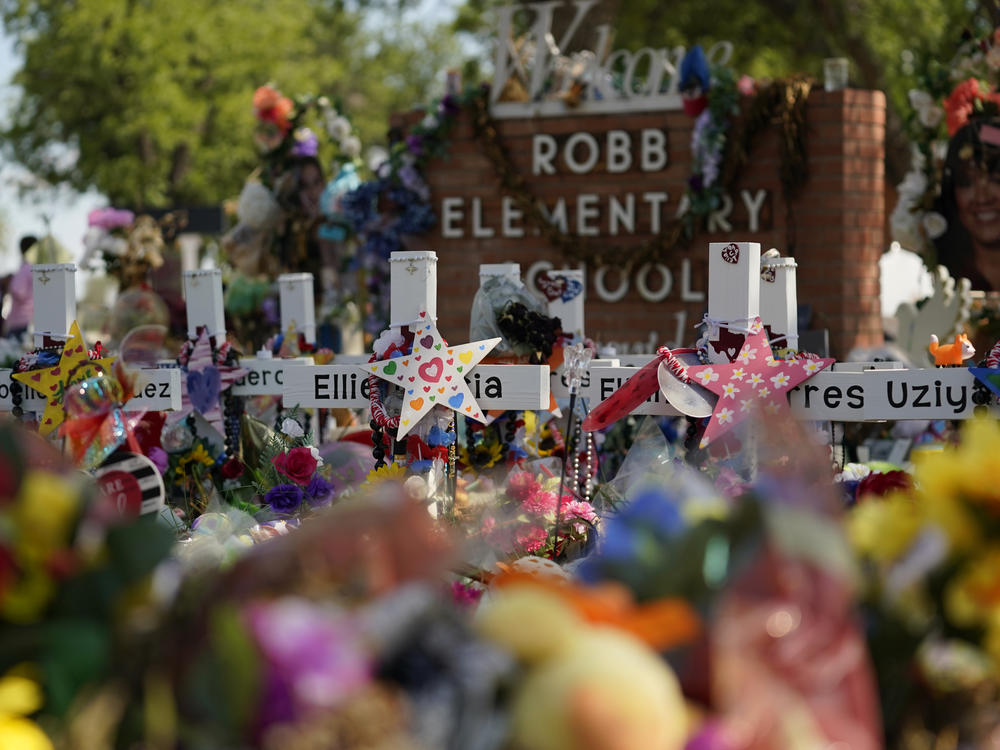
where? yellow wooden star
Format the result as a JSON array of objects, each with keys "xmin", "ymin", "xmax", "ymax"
[{"xmin": 12, "ymin": 321, "xmax": 116, "ymax": 436}]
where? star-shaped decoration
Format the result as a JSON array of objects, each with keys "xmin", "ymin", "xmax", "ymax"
[
  {"xmin": 365, "ymin": 312, "xmax": 500, "ymax": 439},
  {"xmin": 166, "ymin": 328, "xmax": 248, "ymax": 436},
  {"xmin": 685, "ymin": 318, "xmax": 835, "ymax": 448},
  {"xmin": 12, "ymin": 321, "xmax": 116, "ymax": 437}
]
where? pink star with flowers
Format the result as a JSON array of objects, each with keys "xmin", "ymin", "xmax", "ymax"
[{"xmin": 685, "ymin": 318, "xmax": 835, "ymax": 448}]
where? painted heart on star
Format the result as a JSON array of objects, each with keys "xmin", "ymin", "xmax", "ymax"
[
  {"xmin": 383, "ymin": 360, "xmax": 397, "ymax": 375},
  {"xmin": 448, "ymin": 393, "xmax": 464, "ymax": 408},
  {"xmin": 420, "ymin": 335, "xmax": 434, "ymax": 349},
  {"xmin": 418, "ymin": 357, "xmax": 444, "ymax": 383},
  {"xmin": 409, "ymin": 397, "xmax": 424, "ymax": 410},
  {"xmin": 459, "ymin": 351, "xmax": 473, "ymax": 364}
]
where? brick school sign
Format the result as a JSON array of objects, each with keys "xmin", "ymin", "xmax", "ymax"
[{"xmin": 392, "ymin": 7, "xmax": 885, "ymax": 358}]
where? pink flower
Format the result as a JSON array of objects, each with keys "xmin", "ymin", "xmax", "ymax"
[
  {"xmin": 522, "ymin": 490, "xmax": 558, "ymax": 517},
  {"xmin": 563, "ymin": 500, "xmax": 597, "ymax": 524},
  {"xmin": 450, "ymin": 581, "xmax": 484, "ymax": 608},
  {"xmin": 515, "ymin": 524, "xmax": 549, "ymax": 554},
  {"xmin": 737, "ymin": 74, "xmax": 756, "ymax": 96},
  {"xmin": 88, "ymin": 207, "xmax": 135, "ymax": 230},
  {"xmin": 507, "ymin": 472, "xmax": 542, "ymax": 502}
]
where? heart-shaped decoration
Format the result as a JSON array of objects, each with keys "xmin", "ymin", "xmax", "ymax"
[
  {"xmin": 465, "ymin": 405, "xmax": 472, "ymax": 412},
  {"xmin": 31, "ymin": 373, "xmax": 42, "ymax": 382},
  {"xmin": 383, "ymin": 360, "xmax": 397, "ymax": 375},
  {"xmin": 437, "ymin": 387, "xmax": 445, "ymax": 394},
  {"xmin": 74, "ymin": 346, "xmax": 84, "ymax": 354},
  {"xmin": 396, "ymin": 375, "xmax": 403, "ymax": 382},
  {"xmin": 418, "ymin": 357, "xmax": 444, "ymax": 383},
  {"xmin": 448, "ymin": 392, "xmax": 464, "ymax": 408},
  {"xmin": 420, "ymin": 335, "xmax": 434, "ymax": 349},
  {"xmin": 402, "ymin": 360, "xmax": 409, "ymax": 366},
  {"xmin": 457, "ymin": 366, "xmax": 464, "ymax": 373},
  {"xmin": 408, "ymin": 377, "xmax": 415, "ymax": 382},
  {"xmin": 187, "ymin": 367, "xmax": 221, "ymax": 414},
  {"xmin": 434, "ymin": 343, "xmax": 442, "ymax": 350},
  {"xmin": 50, "ymin": 367, "xmax": 61, "ymax": 376},
  {"xmin": 402, "ymin": 419, "xmax": 410, "ymax": 426},
  {"xmin": 429, "ymin": 395, "xmax": 436, "ymax": 402},
  {"xmin": 415, "ymin": 355, "xmax": 422, "ymax": 361},
  {"xmin": 536, "ymin": 272, "xmax": 567, "ymax": 301},
  {"xmin": 446, "ymin": 358, "xmax": 454, "ymax": 365},
  {"xmin": 408, "ymin": 389, "xmax": 414, "ymax": 394},
  {"xmin": 459, "ymin": 351, "xmax": 473, "ymax": 364},
  {"xmin": 445, "ymin": 375, "xmax": 452, "ymax": 381},
  {"xmin": 409, "ymin": 397, "xmax": 424, "ymax": 410},
  {"xmin": 721, "ymin": 242, "xmax": 740, "ymax": 264},
  {"xmin": 423, "ymin": 386, "xmax": 431, "ymax": 392},
  {"xmin": 560, "ymin": 278, "xmax": 583, "ymax": 302},
  {"xmin": 419, "ymin": 311, "xmax": 426, "ymax": 318}
]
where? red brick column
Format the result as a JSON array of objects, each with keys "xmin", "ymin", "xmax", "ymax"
[{"xmin": 395, "ymin": 88, "xmax": 885, "ymax": 359}]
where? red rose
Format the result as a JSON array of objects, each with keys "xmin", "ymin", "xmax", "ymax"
[
  {"xmin": 856, "ymin": 470, "xmax": 912, "ymax": 501},
  {"xmin": 271, "ymin": 446, "xmax": 317, "ymax": 486},
  {"xmin": 221, "ymin": 457, "xmax": 245, "ymax": 480}
]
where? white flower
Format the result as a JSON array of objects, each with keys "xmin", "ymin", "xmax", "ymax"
[
  {"xmin": 737, "ymin": 347, "xmax": 757, "ymax": 364},
  {"xmin": 341, "ymin": 135, "xmax": 362, "ymax": 159},
  {"xmin": 281, "ymin": 418, "xmax": 304, "ymax": 438},
  {"xmin": 730, "ymin": 367, "xmax": 746, "ymax": 380},
  {"xmin": 237, "ymin": 181, "xmax": 282, "ymax": 230},
  {"xmin": 695, "ymin": 369, "xmax": 719, "ymax": 386},
  {"xmin": 802, "ymin": 359, "xmax": 823, "ymax": 374},
  {"xmin": 908, "ymin": 89, "xmax": 943, "ymax": 129},
  {"xmin": 770, "ymin": 372, "xmax": 791, "ymax": 389},
  {"xmin": 758, "ymin": 386, "xmax": 770, "ymax": 398},
  {"xmin": 749, "ymin": 372, "xmax": 764, "ymax": 386},
  {"xmin": 717, "ymin": 407, "xmax": 734, "ymax": 424},
  {"xmin": 739, "ymin": 398, "xmax": 753, "ymax": 413},
  {"xmin": 988, "ymin": 46, "xmax": 1000, "ymax": 70},
  {"xmin": 721, "ymin": 383, "xmax": 739, "ymax": 399},
  {"xmin": 326, "ymin": 115, "xmax": 352, "ymax": 142},
  {"xmin": 421, "ymin": 113, "xmax": 439, "ymax": 130},
  {"xmin": 922, "ymin": 211, "xmax": 948, "ymax": 240},
  {"xmin": 309, "ymin": 445, "xmax": 324, "ymax": 467},
  {"xmin": 367, "ymin": 146, "xmax": 389, "ymax": 173}
]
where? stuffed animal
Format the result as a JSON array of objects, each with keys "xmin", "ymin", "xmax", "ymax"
[{"xmin": 928, "ymin": 333, "xmax": 975, "ymax": 366}]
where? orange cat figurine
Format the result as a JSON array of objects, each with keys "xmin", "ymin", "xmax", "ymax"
[{"xmin": 929, "ymin": 333, "xmax": 975, "ymax": 366}]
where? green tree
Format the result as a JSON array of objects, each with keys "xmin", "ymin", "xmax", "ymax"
[
  {"xmin": 1, "ymin": 0, "xmax": 460, "ymax": 208},
  {"xmin": 453, "ymin": 0, "xmax": 1000, "ymax": 182}
]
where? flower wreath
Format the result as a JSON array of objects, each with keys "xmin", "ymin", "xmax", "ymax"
[{"xmin": 891, "ymin": 26, "xmax": 1000, "ymax": 268}]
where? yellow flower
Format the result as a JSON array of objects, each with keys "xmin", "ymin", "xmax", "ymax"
[
  {"xmin": 847, "ymin": 491, "xmax": 922, "ymax": 564},
  {"xmin": 365, "ymin": 463, "xmax": 407, "ymax": 485},
  {"xmin": 175, "ymin": 443, "xmax": 215, "ymax": 477},
  {"xmin": 0, "ymin": 671, "xmax": 52, "ymax": 750},
  {"xmin": 460, "ymin": 440, "xmax": 504, "ymax": 471},
  {"xmin": 946, "ymin": 548, "xmax": 1000, "ymax": 628},
  {"xmin": 12, "ymin": 473, "xmax": 79, "ymax": 565},
  {"xmin": 1, "ymin": 567, "xmax": 55, "ymax": 624}
]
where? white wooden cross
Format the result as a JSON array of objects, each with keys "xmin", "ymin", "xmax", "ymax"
[
  {"xmin": 0, "ymin": 263, "xmax": 179, "ymax": 415},
  {"xmin": 282, "ymin": 251, "xmax": 550, "ymax": 415},
  {"xmin": 578, "ymin": 241, "xmax": 992, "ymax": 424}
]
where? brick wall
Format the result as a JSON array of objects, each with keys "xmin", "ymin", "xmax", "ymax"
[{"xmin": 395, "ymin": 88, "xmax": 885, "ymax": 359}]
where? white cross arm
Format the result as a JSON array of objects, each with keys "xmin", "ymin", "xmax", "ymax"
[
  {"xmin": 0, "ymin": 367, "xmax": 180, "ymax": 413},
  {"xmin": 283, "ymin": 364, "xmax": 550, "ymax": 411}
]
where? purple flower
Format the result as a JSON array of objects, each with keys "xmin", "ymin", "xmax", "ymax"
[
  {"xmin": 248, "ymin": 598, "xmax": 371, "ymax": 714},
  {"xmin": 147, "ymin": 446, "xmax": 168, "ymax": 475},
  {"xmin": 291, "ymin": 127, "xmax": 319, "ymax": 158},
  {"xmin": 88, "ymin": 207, "xmax": 135, "ymax": 230},
  {"xmin": 304, "ymin": 475, "xmax": 334, "ymax": 507},
  {"xmin": 438, "ymin": 94, "xmax": 460, "ymax": 117},
  {"xmin": 265, "ymin": 483, "xmax": 303, "ymax": 513},
  {"xmin": 405, "ymin": 133, "xmax": 424, "ymax": 156}
]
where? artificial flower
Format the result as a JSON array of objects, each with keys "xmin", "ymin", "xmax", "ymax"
[
  {"xmin": 855, "ymin": 469, "xmax": 913, "ymax": 501},
  {"xmin": 0, "ymin": 672, "xmax": 52, "ymax": 750},
  {"xmin": 461, "ymin": 439, "xmax": 504, "ymax": 471},
  {"xmin": 304, "ymin": 476, "xmax": 334, "ymax": 507},
  {"xmin": 515, "ymin": 524, "xmax": 549, "ymax": 554},
  {"xmin": 908, "ymin": 89, "xmax": 944, "ymax": 130},
  {"xmin": 271, "ymin": 447, "xmax": 318, "ymax": 486},
  {"xmin": 264, "ymin": 483, "xmax": 304, "ymax": 514},
  {"xmin": 280, "ymin": 417, "xmax": 305, "ymax": 439},
  {"xmin": 365, "ymin": 463, "xmax": 407, "ymax": 484},
  {"xmin": 175, "ymin": 444, "xmax": 215, "ymax": 477},
  {"xmin": 220, "ymin": 457, "xmax": 245, "ymax": 480}
]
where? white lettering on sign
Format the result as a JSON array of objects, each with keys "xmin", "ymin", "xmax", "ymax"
[
  {"xmin": 283, "ymin": 364, "xmax": 550, "ymax": 411},
  {"xmin": 438, "ymin": 189, "xmax": 768, "ymax": 239},
  {"xmin": 490, "ymin": 2, "xmax": 734, "ymax": 117}
]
